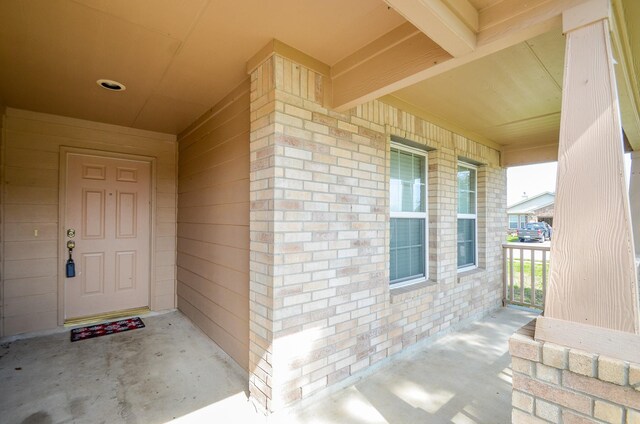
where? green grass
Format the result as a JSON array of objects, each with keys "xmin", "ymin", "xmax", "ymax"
[
  {"xmin": 506, "ymin": 234, "xmax": 519, "ymax": 242},
  {"xmin": 507, "ymin": 259, "xmax": 549, "ymax": 308}
]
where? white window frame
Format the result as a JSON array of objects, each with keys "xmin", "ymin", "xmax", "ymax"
[
  {"xmin": 457, "ymin": 162, "xmax": 478, "ymax": 272},
  {"xmin": 508, "ymin": 215, "xmax": 518, "ymax": 229},
  {"xmin": 390, "ymin": 142, "xmax": 429, "ymax": 287}
]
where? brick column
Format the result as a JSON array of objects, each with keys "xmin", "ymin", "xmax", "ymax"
[
  {"xmin": 248, "ymin": 56, "xmax": 278, "ymax": 411},
  {"xmin": 510, "ymin": 330, "xmax": 640, "ymax": 423},
  {"xmin": 248, "ymin": 53, "xmax": 389, "ymax": 411}
]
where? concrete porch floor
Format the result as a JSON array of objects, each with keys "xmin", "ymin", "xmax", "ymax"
[{"xmin": 0, "ymin": 307, "xmax": 537, "ymax": 424}]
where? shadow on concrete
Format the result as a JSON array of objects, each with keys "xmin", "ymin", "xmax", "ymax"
[{"xmin": 283, "ymin": 307, "xmax": 537, "ymax": 424}]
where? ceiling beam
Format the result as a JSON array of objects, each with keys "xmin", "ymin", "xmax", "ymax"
[
  {"xmin": 445, "ymin": 0, "xmax": 479, "ymax": 32},
  {"xmin": 501, "ymin": 141, "xmax": 559, "ymax": 167},
  {"xmin": 331, "ymin": 23, "xmax": 452, "ymax": 111},
  {"xmin": 383, "ymin": 0, "xmax": 477, "ymax": 57},
  {"xmin": 330, "ymin": 23, "xmax": 422, "ymax": 80},
  {"xmin": 331, "ymin": 0, "xmax": 590, "ymax": 112}
]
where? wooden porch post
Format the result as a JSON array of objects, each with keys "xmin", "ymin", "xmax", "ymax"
[
  {"xmin": 535, "ymin": 0, "xmax": 640, "ymax": 359},
  {"xmin": 630, "ymin": 151, "xmax": 640, "ymax": 255}
]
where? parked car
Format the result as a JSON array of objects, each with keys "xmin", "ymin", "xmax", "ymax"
[{"xmin": 517, "ymin": 222, "xmax": 551, "ymax": 242}]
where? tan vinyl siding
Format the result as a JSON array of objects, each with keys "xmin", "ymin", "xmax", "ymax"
[
  {"xmin": 0, "ymin": 103, "xmax": 5, "ymax": 337},
  {"xmin": 177, "ymin": 79, "xmax": 250, "ymax": 370},
  {"xmin": 0, "ymin": 109, "xmax": 177, "ymax": 336}
]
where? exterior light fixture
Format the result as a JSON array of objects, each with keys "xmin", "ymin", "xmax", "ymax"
[{"xmin": 97, "ymin": 79, "xmax": 126, "ymax": 91}]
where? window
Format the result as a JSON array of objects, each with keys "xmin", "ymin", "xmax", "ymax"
[
  {"xmin": 508, "ymin": 215, "xmax": 518, "ymax": 229},
  {"xmin": 390, "ymin": 144, "xmax": 427, "ymax": 286},
  {"xmin": 457, "ymin": 163, "xmax": 477, "ymax": 270}
]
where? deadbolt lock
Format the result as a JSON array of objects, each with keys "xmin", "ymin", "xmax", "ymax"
[{"xmin": 67, "ymin": 228, "xmax": 76, "ymax": 238}]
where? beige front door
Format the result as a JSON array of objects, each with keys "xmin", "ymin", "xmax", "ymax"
[{"xmin": 64, "ymin": 152, "xmax": 151, "ymax": 320}]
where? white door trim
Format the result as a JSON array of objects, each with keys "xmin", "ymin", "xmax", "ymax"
[{"xmin": 57, "ymin": 146, "xmax": 157, "ymax": 325}]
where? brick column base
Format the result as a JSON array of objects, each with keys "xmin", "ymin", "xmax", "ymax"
[{"xmin": 509, "ymin": 325, "xmax": 640, "ymax": 423}]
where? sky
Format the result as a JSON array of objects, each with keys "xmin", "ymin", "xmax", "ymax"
[{"xmin": 506, "ymin": 153, "xmax": 632, "ymax": 206}]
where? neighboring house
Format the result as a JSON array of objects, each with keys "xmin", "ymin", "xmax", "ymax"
[
  {"xmin": 0, "ymin": 0, "xmax": 639, "ymax": 421},
  {"xmin": 507, "ymin": 192, "xmax": 555, "ymax": 229}
]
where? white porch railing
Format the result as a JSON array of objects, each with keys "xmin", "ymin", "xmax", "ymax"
[{"xmin": 502, "ymin": 243, "xmax": 550, "ymax": 310}]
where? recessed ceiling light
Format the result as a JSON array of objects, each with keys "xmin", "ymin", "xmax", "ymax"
[{"xmin": 97, "ymin": 79, "xmax": 126, "ymax": 91}]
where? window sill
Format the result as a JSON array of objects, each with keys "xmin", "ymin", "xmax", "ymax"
[
  {"xmin": 457, "ymin": 267, "xmax": 486, "ymax": 283},
  {"xmin": 390, "ymin": 279, "xmax": 437, "ymax": 304}
]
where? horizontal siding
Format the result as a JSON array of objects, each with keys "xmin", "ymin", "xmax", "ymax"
[
  {"xmin": 178, "ymin": 156, "xmax": 249, "ymax": 193},
  {"xmin": 177, "ymin": 296, "xmax": 248, "ymax": 373},
  {"xmin": 1, "ymin": 109, "xmax": 177, "ymax": 336},
  {"xmin": 4, "ymin": 276, "xmax": 56, "ymax": 298},
  {"xmin": 0, "ymin": 105, "xmax": 4, "ymax": 336},
  {"xmin": 176, "ymin": 252, "xmax": 248, "ymax": 297},
  {"xmin": 177, "ymin": 222, "xmax": 248, "ymax": 250},
  {"xmin": 4, "ymin": 240, "xmax": 57, "ymax": 261},
  {"xmin": 177, "ymin": 79, "xmax": 250, "ymax": 370},
  {"xmin": 4, "ymin": 311, "xmax": 57, "ymax": 336}
]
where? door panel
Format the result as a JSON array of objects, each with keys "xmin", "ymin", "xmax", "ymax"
[
  {"xmin": 82, "ymin": 253, "xmax": 104, "ymax": 295},
  {"xmin": 83, "ymin": 189, "xmax": 105, "ymax": 238},
  {"xmin": 116, "ymin": 167, "xmax": 138, "ymax": 182},
  {"xmin": 82, "ymin": 164, "xmax": 106, "ymax": 180},
  {"xmin": 65, "ymin": 153, "xmax": 151, "ymax": 319},
  {"xmin": 116, "ymin": 251, "xmax": 136, "ymax": 291},
  {"xmin": 117, "ymin": 192, "xmax": 137, "ymax": 238}
]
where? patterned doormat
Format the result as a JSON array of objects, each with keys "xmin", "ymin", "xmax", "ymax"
[{"xmin": 70, "ymin": 317, "xmax": 145, "ymax": 342}]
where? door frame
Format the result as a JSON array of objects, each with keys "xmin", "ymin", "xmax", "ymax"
[{"xmin": 57, "ymin": 146, "xmax": 157, "ymax": 325}]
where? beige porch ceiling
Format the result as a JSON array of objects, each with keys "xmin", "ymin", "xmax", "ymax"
[
  {"xmin": 387, "ymin": 29, "xmax": 565, "ymax": 148},
  {"xmin": 0, "ymin": 0, "xmax": 638, "ymax": 155},
  {"xmin": 0, "ymin": 0, "xmax": 404, "ymax": 134},
  {"xmin": 384, "ymin": 0, "xmax": 640, "ymax": 159}
]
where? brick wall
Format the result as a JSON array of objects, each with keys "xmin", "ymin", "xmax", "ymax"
[
  {"xmin": 510, "ymin": 330, "xmax": 640, "ymax": 423},
  {"xmin": 249, "ymin": 53, "xmax": 506, "ymax": 412}
]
